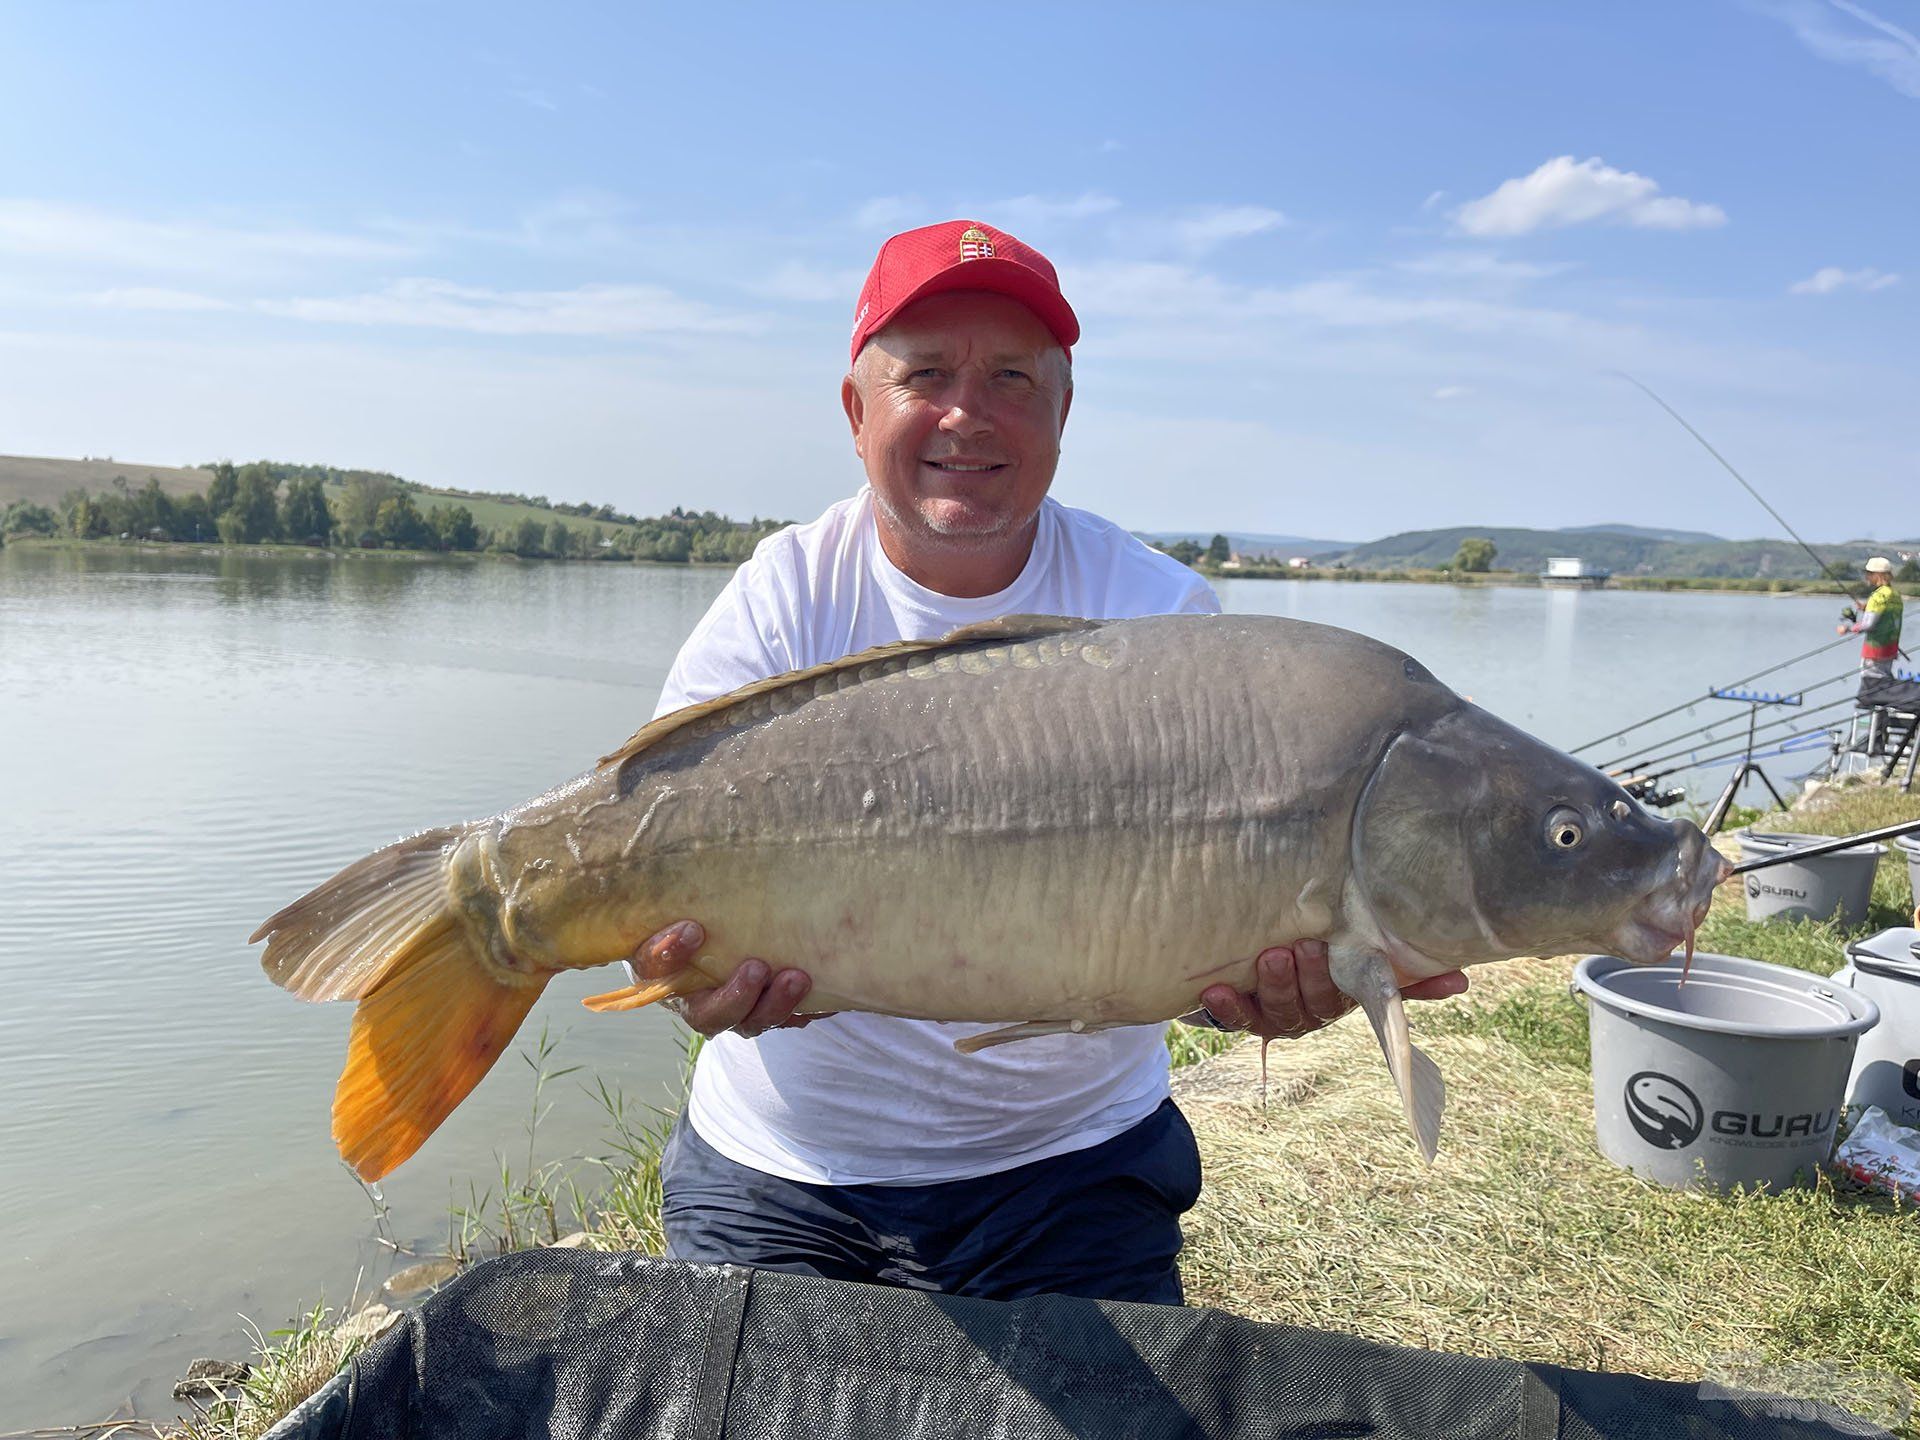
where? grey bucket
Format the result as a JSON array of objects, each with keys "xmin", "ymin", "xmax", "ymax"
[
  {"xmin": 1898, "ymin": 833, "xmax": 1920, "ymax": 911},
  {"xmin": 1832, "ymin": 926, "xmax": 1920, "ymax": 1128},
  {"xmin": 1574, "ymin": 951, "xmax": 1879, "ymax": 1190},
  {"xmin": 1735, "ymin": 829, "xmax": 1884, "ymax": 928}
]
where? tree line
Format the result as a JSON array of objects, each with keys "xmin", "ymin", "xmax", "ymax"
[{"xmin": 0, "ymin": 462, "xmax": 787, "ymax": 565}]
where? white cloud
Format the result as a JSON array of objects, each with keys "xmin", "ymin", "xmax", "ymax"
[
  {"xmin": 1453, "ymin": 157, "xmax": 1726, "ymax": 236},
  {"xmin": 0, "ymin": 199, "xmax": 415, "ymax": 275},
  {"xmin": 1395, "ymin": 250, "xmax": 1572, "ymax": 283},
  {"xmin": 88, "ymin": 287, "xmax": 235, "ymax": 312},
  {"xmin": 1421, "ymin": 190, "xmax": 1448, "ymax": 213},
  {"xmin": 1765, "ymin": 0, "xmax": 1920, "ymax": 99},
  {"xmin": 257, "ymin": 278, "xmax": 754, "ymax": 337},
  {"xmin": 1171, "ymin": 205, "xmax": 1287, "ymax": 254},
  {"xmin": 1789, "ymin": 264, "xmax": 1900, "ymax": 294},
  {"xmin": 1098, "ymin": 138, "xmax": 1125, "ymax": 154},
  {"xmin": 1432, "ymin": 385, "xmax": 1472, "ymax": 400},
  {"xmin": 510, "ymin": 87, "xmax": 559, "ymax": 112}
]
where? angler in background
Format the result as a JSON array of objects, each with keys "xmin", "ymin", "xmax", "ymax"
[{"xmin": 1840, "ymin": 557, "xmax": 1919, "ymax": 711}]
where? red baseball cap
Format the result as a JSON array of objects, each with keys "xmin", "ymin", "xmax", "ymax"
[{"xmin": 849, "ymin": 219, "xmax": 1080, "ymax": 365}]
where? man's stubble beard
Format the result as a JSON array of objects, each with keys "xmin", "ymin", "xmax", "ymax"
[{"xmin": 871, "ymin": 483, "xmax": 1037, "ymax": 553}]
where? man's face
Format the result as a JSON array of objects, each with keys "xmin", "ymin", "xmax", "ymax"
[{"xmin": 843, "ymin": 291, "xmax": 1071, "ymax": 552}]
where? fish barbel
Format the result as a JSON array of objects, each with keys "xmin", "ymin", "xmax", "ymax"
[{"xmin": 254, "ymin": 613, "xmax": 1728, "ymax": 1179}]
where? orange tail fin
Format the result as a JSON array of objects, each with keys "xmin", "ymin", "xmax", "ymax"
[{"xmin": 332, "ymin": 915, "xmax": 549, "ymax": 1181}]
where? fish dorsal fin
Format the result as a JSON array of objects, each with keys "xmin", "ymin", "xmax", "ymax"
[{"xmin": 597, "ymin": 614, "xmax": 1101, "ymax": 770}]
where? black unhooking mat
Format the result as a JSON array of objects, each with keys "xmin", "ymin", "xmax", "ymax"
[{"xmin": 265, "ymin": 1249, "xmax": 1889, "ymax": 1440}]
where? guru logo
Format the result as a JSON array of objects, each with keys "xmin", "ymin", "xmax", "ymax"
[
  {"xmin": 1625, "ymin": 1071, "xmax": 1704, "ymax": 1149},
  {"xmin": 1746, "ymin": 876, "xmax": 1761, "ymax": 900}
]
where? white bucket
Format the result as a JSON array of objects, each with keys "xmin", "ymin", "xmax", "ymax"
[
  {"xmin": 1832, "ymin": 927, "xmax": 1920, "ymax": 1128},
  {"xmin": 1575, "ymin": 952, "xmax": 1879, "ymax": 1190},
  {"xmin": 1735, "ymin": 829, "xmax": 1885, "ymax": 928}
]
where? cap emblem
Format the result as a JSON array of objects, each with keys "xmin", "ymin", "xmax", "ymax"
[{"xmin": 959, "ymin": 226, "xmax": 995, "ymax": 262}]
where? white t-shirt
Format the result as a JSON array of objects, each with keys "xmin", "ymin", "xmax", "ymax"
[{"xmin": 654, "ymin": 486, "xmax": 1220, "ymax": 1185}]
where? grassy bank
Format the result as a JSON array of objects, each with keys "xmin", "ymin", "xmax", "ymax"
[
  {"xmin": 1178, "ymin": 779, "xmax": 1920, "ymax": 1436},
  {"xmin": 171, "ymin": 784, "xmax": 1918, "ymax": 1438}
]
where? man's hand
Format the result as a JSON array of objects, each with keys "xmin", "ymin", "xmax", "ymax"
[
  {"xmin": 1197, "ymin": 939, "xmax": 1467, "ymax": 1040},
  {"xmin": 635, "ymin": 920, "xmax": 833, "ymax": 1038}
]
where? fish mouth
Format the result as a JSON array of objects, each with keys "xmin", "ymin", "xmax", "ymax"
[{"xmin": 1606, "ymin": 824, "xmax": 1730, "ymax": 968}]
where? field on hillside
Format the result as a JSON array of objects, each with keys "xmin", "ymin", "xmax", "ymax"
[{"xmin": 0, "ymin": 454, "xmax": 211, "ymax": 507}]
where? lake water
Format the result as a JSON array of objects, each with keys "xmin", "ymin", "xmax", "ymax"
[{"xmin": 0, "ymin": 544, "xmax": 1854, "ymax": 1424}]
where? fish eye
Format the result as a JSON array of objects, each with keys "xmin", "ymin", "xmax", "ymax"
[
  {"xmin": 1545, "ymin": 807, "xmax": 1585, "ymax": 850},
  {"xmin": 1609, "ymin": 799, "xmax": 1632, "ymax": 821}
]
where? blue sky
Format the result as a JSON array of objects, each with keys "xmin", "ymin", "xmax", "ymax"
[{"xmin": 1, "ymin": 1, "xmax": 1913, "ymax": 540}]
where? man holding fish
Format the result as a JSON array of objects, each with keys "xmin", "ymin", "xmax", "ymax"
[
  {"xmin": 256, "ymin": 220, "xmax": 1726, "ymax": 1309},
  {"xmin": 625, "ymin": 220, "xmax": 1466, "ymax": 1303}
]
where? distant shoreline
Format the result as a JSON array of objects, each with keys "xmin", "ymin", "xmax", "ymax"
[
  {"xmin": 1196, "ymin": 562, "xmax": 1915, "ymax": 601},
  {"xmin": 0, "ymin": 534, "xmax": 743, "ymax": 569},
  {"xmin": 7, "ymin": 536, "xmax": 1913, "ymax": 602}
]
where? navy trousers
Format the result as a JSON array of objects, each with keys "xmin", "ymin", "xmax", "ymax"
[{"xmin": 659, "ymin": 1099, "xmax": 1203, "ymax": 1305}]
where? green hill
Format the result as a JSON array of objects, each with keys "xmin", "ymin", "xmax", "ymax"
[{"xmin": 1335, "ymin": 525, "xmax": 1914, "ymax": 579}]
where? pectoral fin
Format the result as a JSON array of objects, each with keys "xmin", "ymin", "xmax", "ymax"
[{"xmin": 1330, "ymin": 948, "xmax": 1446, "ymax": 1163}]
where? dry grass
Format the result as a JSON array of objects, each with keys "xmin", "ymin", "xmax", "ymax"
[
  {"xmin": 1175, "ymin": 934, "xmax": 1920, "ymax": 1433},
  {"xmin": 167, "ymin": 1307, "xmax": 354, "ymax": 1440}
]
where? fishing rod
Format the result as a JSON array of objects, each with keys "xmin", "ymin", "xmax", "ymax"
[
  {"xmin": 1570, "ymin": 635, "xmax": 1853, "ymax": 756},
  {"xmin": 1675, "ymin": 724, "xmax": 1839, "ymax": 774},
  {"xmin": 1614, "ymin": 371, "xmax": 1908, "ymax": 662},
  {"xmin": 1608, "ymin": 691, "xmax": 1859, "ymax": 780},
  {"xmin": 1595, "ymin": 667, "xmax": 1856, "ymax": 774},
  {"xmin": 1728, "ymin": 818, "xmax": 1920, "ymax": 875},
  {"xmin": 1621, "ymin": 709, "xmax": 1851, "ymax": 786}
]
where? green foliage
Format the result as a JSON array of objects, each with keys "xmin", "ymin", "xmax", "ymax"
[
  {"xmin": 28, "ymin": 454, "xmax": 785, "ymax": 566},
  {"xmin": 1452, "ymin": 535, "xmax": 1497, "ymax": 572},
  {"xmin": 174, "ymin": 491, "xmax": 217, "ymax": 541},
  {"xmin": 1156, "ymin": 538, "xmax": 1203, "ymax": 566},
  {"xmin": 335, "ymin": 472, "xmax": 401, "ymax": 544},
  {"xmin": 428, "ymin": 502, "xmax": 480, "ymax": 552},
  {"xmin": 1166, "ymin": 1019, "xmax": 1239, "ymax": 1068},
  {"xmin": 281, "ymin": 477, "xmax": 333, "ymax": 546},
  {"xmin": 0, "ymin": 499, "xmax": 57, "ymax": 536},
  {"xmin": 504, "ymin": 516, "xmax": 547, "ymax": 557},
  {"xmin": 374, "ymin": 494, "xmax": 432, "ymax": 550},
  {"xmin": 1898, "ymin": 557, "xmax": 1920, "ymax": 583},
  {"xmin": 230, "ymin": 466, "xmax": 282, "ymax": 543},
  {"xmin": 1206, "ymin": 533, "xmax": 1231, "ymax": 565},
  {"xmin": 205, "ymin": 460, "xmax": 238, "ymax": 518}
]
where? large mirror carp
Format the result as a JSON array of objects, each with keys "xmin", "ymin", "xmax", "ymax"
[{"xmin": 254, "ymin": 613, "xmax": 1727, "ymax": 1180}]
